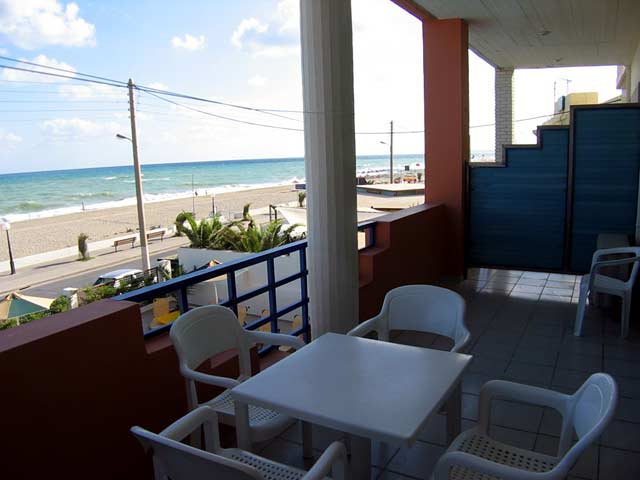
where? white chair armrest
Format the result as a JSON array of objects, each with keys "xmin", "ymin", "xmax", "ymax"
[
  {"xmin": 160, "ymin": 406, "xmax": 218, "ymax": 442},
  {"xmin": 245, "ymin": 330, "xmax": 306, "ymax": 350},
  {"xmin": 181, "ymin": 365, "xmax": 241, "ymax": 390},
  {"xmin": 591, "ymin": 257, "xmax": 639, "ymax": 273},
  {"xmin": 302, "ymin": 441, "xmax": 348, "ymax": 480},
  {"xmin": 347, "ymin": 314, "xmax": 384, "ymax": 338},
  {"xmin": 433, "ymin": 451, "xmax": 553, "ymax": 480},
  {"xmin": 593, "ymin": 247, "xmax": 638, "ymax": 260},
  {"xmin": 479, "ymin": 380, "xmax": 570, "ymax": 432}
]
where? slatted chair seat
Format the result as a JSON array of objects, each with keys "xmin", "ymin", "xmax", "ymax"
[
  {"xmin": 224, "ymin": 449, "xmax": 308, "ymax": 480},
  {"xmin": 206, "ymin": 389, "xmax": 285, "ymax": 428},
  {"xmin": 445, "ymin": 431, "xmax": 557, "ymax": 479}
]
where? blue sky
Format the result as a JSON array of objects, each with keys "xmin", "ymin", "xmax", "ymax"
[{"xmin": 0, "ymin": 0, "xmax": 620, "ymax": 174}]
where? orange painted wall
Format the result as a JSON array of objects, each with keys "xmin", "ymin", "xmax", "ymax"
[
  {"xmin": 391, "ymin": 0, "xmax": 470, "ymax": 277},
  {"xmin": 423, "ymin": 18, "xmax": 469, "ymax": 277},
  {"xmin": 359, "ymin": 203, "xmax": 447, "ymax": 320},
  {"xmin": 0, "ymin": 299, "xmax": 256, "ymax": 479}
]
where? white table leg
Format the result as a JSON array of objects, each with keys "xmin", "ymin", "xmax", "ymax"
[
  {"xmin": 349, "ymin": 434, "xmax": 371, "ymax": 480},
  {"xmin": 234, "ymin": 400, "xmax": 251, "ymax": 451},
  {"xmin": 302, "ymin": 421, "xmax": 313, "ymax": 458},
  {"xmin": 446, "ymin": 383, "xmax": 462, "ymax": 444}
]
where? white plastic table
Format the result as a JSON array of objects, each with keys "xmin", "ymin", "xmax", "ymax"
[{"xmin": 231, "ymin": 332, "xmax": 472, "ymax": 479}]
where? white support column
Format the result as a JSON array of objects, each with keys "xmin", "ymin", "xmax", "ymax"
[
  {"xmin": 495, "ymin": 67, "xmax": 514, "ymax": 163},
  {"xmin": 300, "ymin": 0, "xmax": 358, "ymax": 337}
]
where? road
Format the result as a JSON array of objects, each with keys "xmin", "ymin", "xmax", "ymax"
[{"xmin": 23, "ymin": 248, "xmax": 182, "ymax": 298}]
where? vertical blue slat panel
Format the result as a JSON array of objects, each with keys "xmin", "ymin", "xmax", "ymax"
[
  {"xmin": 469, "ymin": 128, "xmax": 569, "ymax": 269},
  {"xmin": 570, "ymin": 107, "xmax": 640, "ymax": 272}
]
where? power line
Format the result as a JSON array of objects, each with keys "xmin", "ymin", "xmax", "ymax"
[{"xmin": 0, "ymin": 64, "xmax": 127, "ymax": 88}]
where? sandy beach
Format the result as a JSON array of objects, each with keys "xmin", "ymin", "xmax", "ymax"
[{"xmin": 0, "ymin": 185, "xmax": 300, "ymax": 261}]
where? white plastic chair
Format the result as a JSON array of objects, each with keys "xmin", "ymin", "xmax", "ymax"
[
  {"xmin": 573, "ymin": 247, "xmax": 640, "ymax": 338},
  {"xmin": 131, "ymin": 406, "xmax": 347, "ymax": 480},
  {"xmin": 348, "ymin": 285, "xmax": 470, "ymax": 353},
  {"xmin": 170, "ymin": 305, "xmax": 305, "ymax": 447},
  {"xmin": 432, "ymin": 373, "xmax": 618, "ymax": 480}
]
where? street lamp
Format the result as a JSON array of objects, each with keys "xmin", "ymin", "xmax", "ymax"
[
  {"xmin": 116, "ymin": 131, "xmax": 150, "ymax": 271},
  {"xmin": 0, "ymin": 217, "xmax": 16, "ymax": 275}
]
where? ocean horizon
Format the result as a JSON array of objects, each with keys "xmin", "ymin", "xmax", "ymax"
[{"xmin": 0, "ymin": 151, "xmax": 493, "ymax": 222}]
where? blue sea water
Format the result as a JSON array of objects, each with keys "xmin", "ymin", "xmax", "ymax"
[{"xmin": 0, "ymin": 154, "xmax": 427, "ymax": 221}]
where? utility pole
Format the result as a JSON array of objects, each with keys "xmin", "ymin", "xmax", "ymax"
[
  {"xmin": 389, "ymin": 120, "xmax": 394, "ymax": 184},
  {"xmin": 192, "ymin": 174, "xmax": 196, "ymax": 216},
  {"xmin": 127, "ymin": 79, "xmax": 150, "ymax": 271}
]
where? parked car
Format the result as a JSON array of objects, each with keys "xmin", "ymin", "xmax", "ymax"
[{"xmin": 93, "ymin": 269, "xmax": 143, "ymax": 288}]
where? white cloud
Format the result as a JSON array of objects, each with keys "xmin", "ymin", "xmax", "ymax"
[
  {"xmin": 277, "ymin": 0, "xmax": 299, "ymax": 33},
  {"xmin": 41, "ymin": 118, "xmax": 121, "ymax": 138},
  {"xmin": 57, "ymin": 82, "xmax": 123, "ymax": 99},
  {"xmin": 171, "ymin": 33, "xmax": 205, "ymax": 51},
  {"xmin": 0, "ymin": 0, "xmax": 95, "ymax": 50},
  {"xmin": 1, "ymin": 54, "xmax": 76, "ymax": 82},
  {"xmin": 0, "ymin": 130, "xmax": 22, "ymax": 147},
  {"xmin": 146, "ymin": 81, "xmax": 168, "ymax": 91},
  {"xmin": 231, "ymin": 18, "xmax": 268, "ymax": 48},
  {"xmin": 0, "ymin": 48, "xmax": 8, "ymax": 55},
  {"xmin": 248, "ymin": 75, "xmax": 268, "ymax": 87},
  {"xmin": 251, "ymin": 44, "xmax": 299, "ymax": 58}
]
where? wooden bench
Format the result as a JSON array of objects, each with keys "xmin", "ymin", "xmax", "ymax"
[
  {"xmin": 113, "ymin": 236, "xmax": 136, "ymax": 252},
  {"xmin": 146, "ymin": 229, "xmax": 166, "ymax": 243}
]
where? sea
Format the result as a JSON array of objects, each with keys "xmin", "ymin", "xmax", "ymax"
[{"xmin": 0, "ymin": 151, "xmax": 493, "ymax": 223}]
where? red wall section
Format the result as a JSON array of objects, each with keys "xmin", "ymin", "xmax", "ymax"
[
  {"xmin": 0, "ymin": 299, "xmax": 255, "ymax": 479},
  {"xmin": 359, "ymin": 203, "xmax": 447, "ymax": 320},
  {"xmin": 423, "ymin": 18, "xmax": 469, "ymax": 277}
]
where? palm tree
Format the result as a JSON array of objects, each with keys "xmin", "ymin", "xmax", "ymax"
[
  {"xmin": 223, "ymin": 219, "xmax": 303, "ymax": 253},
  {"xmin": 176, "ymin": 212, "xmax": 226, "ymax": 249}
]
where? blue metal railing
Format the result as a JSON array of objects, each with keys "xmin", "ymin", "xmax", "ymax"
[
  {"xmin": 117, "ymin": 240, "xmax": 310, "ymax": 349},
  {"xmin": 116, "ymin": 221, "xmax": 376, "ymax": 353},
  {"xmin": 358, "ymin": 220, "xmax": 376, "ymax": 249}
]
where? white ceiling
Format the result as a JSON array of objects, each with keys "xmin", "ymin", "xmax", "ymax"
[{"xmin": 412, "ymin": 0, "xmax": 640, "ymax": 68}]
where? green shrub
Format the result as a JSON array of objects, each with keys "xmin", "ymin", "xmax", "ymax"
[
  {"xmin": 78, "ymin": 233, "xmax": 90, "ymax": 260},
  {"xmin": 49, "ymin": 295, "xmax": 70, "ymax": 314}
]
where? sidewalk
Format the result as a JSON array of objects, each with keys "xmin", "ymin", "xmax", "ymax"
[{"xmin": 0, "ymin": 235, "xmax": 190, "ymax": 296}]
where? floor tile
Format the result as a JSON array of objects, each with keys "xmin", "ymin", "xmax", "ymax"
[
  {"xmin": 615, "ymin": 397, "xmax": 640, "ymax": 423},
  {"xmin": 601, "ymin": 420, "xmax": 640, "ymax": 452},
  {"xmin": 386, "ymin": 441, "xmax": 445, "ymax": 480},
  {"xmin": 511, "ymin": 347, "xmax": 558, "ymax": 367},
  {"xmin": 504, "ymin": 361, "xmax": 554, "ymax": 387},
  {"xmin": 471, "ymin": 341, "xmax": 515, "ymax": 361},
  {"xmin": 605, "ymin": 358, "xmax": 640, "ymax": 379},
  {"xmin": 417, "ymin": 414, "xmax": 447, "ymax": 446},
  {"xmin": 612, "ymin": 376, "xmax": 640, "ymax": 399},
  {"xmin": 377, "ymin": 470, "xmax": 416, "ymax": 480},
  {"xmin": 552, "ymin": 368, "xmax": 590, "ymax": 390},
  {"xmin": 599, "ymin": 446, "xmax": 640, "ymax": 479},
  {"xmin": 521, "ymin": 271, "xmax": 550, "ymax": 280},
  {"xmin": 548, "ymin": 273, "xmax": 577, "ymax": 283},
  {"xmin": 371, "ymin": 439, "xmax": 400, "ymax": 469},
  {"xmin": 508, "ymin": 291, "xmax": 541, "ymax": 301},
  {"xmin": 512, "ymin": 284, "xmax": 544, "ymax": 294},
  {"xmin": 515, "ymin": 278, "xmax": 547, "ymax": 287},
  {"xmin": 280, "ymin": 423, "xmax": 344, "ymax": 451},
  {"xmin": 468, "ymin": 356, "xmax": 509, "ymax": 376},
  {"xmin": 539, "ymin": 407, "xmax": 562, "ymax": 437},
  {"xmin": 526, "ymin": 321, "xmax": 565, "ymax": 338},
  {"xmin": 462, "ymin": 394, "xmax": 479, "ymax": 421},
  {"xmin": 604, "ymin": 343, "xmax": 640, "ymax": 362},
  {"xmin": 556, "ymin": 352, "xmax": 603, "ymax": 373},
  {"xmin": 490, "ymin": 399, "xmax": 543, "ymax": 433},
  {"xmin": 539, "ymin": 294, "xmax": 572, "ymax": 303},
  {"xmin": 542, "ymin": 287, "xmax": 574, "ymax": 297},
  {"xmin": 462, "ymin": 373, "xmax": 493, "ymax": 395},
  {"xmin": 534, "ymin": 435, "xmax": 598, "ymax": 479},
  {"xmin": 545, "ymin": 280, "xmax": 576, "ymax": 289},
  {"xmin": 259, "ymin": 438, "xmax": 310, "ymax": 470}
]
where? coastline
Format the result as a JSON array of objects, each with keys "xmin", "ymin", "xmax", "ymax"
[{"xmin": 0, "ymin": 184, "xmax": 300, "ymax": 262}]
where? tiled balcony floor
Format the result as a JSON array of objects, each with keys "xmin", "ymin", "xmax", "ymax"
[{"xmin": 255, "ymin": 269, "xmax": 640, "ymax": 479}]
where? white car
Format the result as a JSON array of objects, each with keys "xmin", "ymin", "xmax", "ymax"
[{"xmin": 93, "ymin": 269, "xmax": 144, "ymax": 288}]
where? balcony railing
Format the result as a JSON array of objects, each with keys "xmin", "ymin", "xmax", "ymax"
[
  {"xmin": 117, "ymin": 239, "xmax": 311, "ymax": 353},
  {"xmin": 116, "ymin": 221, "xmax": 376, "ymax": 353}
]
